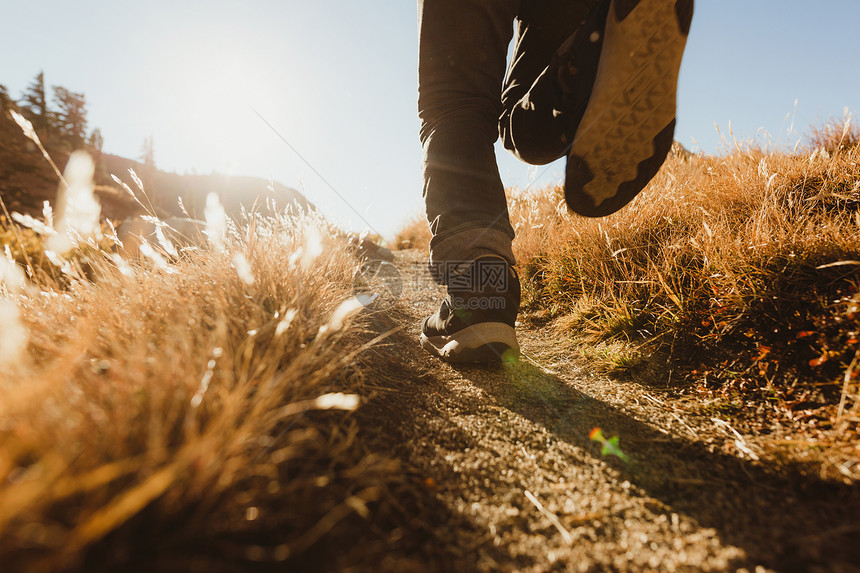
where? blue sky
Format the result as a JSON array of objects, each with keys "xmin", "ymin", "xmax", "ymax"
[{"xmin": 2, "ymin": 1, "xmax": 858, "ymax": 238}]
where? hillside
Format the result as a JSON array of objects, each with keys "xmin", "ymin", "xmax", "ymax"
[
  {"xmin": 0, "ymin": 103, "xmax": 311, "ymax": 222},
  {"xmin": 100, "ymin": 154, "xmax": 312, "ymax": 221},
  {"xmin": 0, "ymin": 96, "xmax": 73, "ymax": 216}
]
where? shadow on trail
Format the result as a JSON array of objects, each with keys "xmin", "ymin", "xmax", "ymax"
[
  {"xmin": 354, "ymin": 324, "xmax": 508, "ymax": 571},
  {"xmin": 449, "ymin": 358, "xmax": 860, "ymax": 572}
]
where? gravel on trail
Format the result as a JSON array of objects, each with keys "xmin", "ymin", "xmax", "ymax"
[{"xmin": 353, "ymin": 251, "xmax": 860, "ymax": 573}]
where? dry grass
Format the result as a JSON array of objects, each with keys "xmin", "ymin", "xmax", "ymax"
[
  {"xmin": 806, "ymin": 113, "xmax": 860, "ymax": 154},
  {"xmin": 0, "ymin": 147, "xmax": 402, "ymax": 569},
  {"xmin": 509, "ymin": 134, "xmax": 860, "ymax": 481},
  {"xmin": 391, "ymin": 214, "xmax": 431, "ymax": 253}
]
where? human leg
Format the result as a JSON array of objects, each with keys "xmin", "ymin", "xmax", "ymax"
[
  {"xmin": 417, "ymin": 0, "xmax": 523, "ymax": 362},
  {"xmin": 418, "ymin": 0, "xmax": 519, "ymax": 271},
  {"xmin": 500, "ymin": 0, "xmax": 606, "ymax": 165},
  {"xmin": 498, "ymin": 0, "xmax": 694, "ymax": 217}
]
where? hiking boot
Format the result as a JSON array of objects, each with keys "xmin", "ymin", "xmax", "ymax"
[
  {"xmin": 421, "ymin": 256, "xmax": 520, "ymax": 363},
  {"xmin": 565, "ymin": 0, "xmax": 694, "ymax": 217}
]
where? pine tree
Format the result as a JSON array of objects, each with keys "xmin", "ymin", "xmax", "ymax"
[
  {"xmin": 88, "ymin": 128, "xmax": 107, "ymax": 183},
  {"xmin": 20, "ymin": 71, "xmax": 49, "ymax": 135},
  {"xmin": 52, "ymin": 86, "xmax": 88, "ymax": 151},
  {"xmin": 0, "ymin": 84, "xmax": 9, "ymax": 109},
  {"xmin": 140, "ymin": 135, "xmax": 155, "ymax": 168},
  {"xmin": 88, "ymin": 128, "xmax": 104, "ymax": 155}
]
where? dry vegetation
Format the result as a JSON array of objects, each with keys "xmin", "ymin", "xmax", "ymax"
[
  {"xmin": 392, "ymin": 214, "xmax": 431, "ymax": 253},
  {"xmin": 4, "ymin": 99, "xmax": 860, "ymax": 569},
  {"xmin": 0, "ymin": 116, "xmax": 403, "ymax": 571},
  {"xmin": 391, "ymin": 118, "xmax": 860, "ymax": 479},
  {"xmin": 508, "ymin": 120, "xmax": 860, "ymax": 480}
]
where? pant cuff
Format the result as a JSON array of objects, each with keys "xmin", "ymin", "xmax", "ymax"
[{"xmin": 429, "ymin": 225, "xmax": 516, "ymax": 283}]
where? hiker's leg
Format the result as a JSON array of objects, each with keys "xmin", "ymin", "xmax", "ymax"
[
  {"xmin": 418, "ymin": 0, "xmax": 519, "ymax": 277},
  {"xmin": 500, "ymin": 0, "xmax": 602, "ymax": 165}
]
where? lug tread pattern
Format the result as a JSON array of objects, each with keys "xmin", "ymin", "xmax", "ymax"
[{"xmin": 565, "ymin": 0, "xmax": 691, "ymax": 217}]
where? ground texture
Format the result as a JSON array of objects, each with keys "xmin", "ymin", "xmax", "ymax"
[{"xmin": 352, "ymin": 250, "xmax": 860, "ymax": 573}]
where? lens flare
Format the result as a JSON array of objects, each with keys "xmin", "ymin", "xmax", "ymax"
[{"xmin": 589, "ymin": 427, "xmax": 629, "ymax": 462}]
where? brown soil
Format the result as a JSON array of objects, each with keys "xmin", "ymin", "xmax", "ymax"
[{"xmin": 354, "ymin": 250, "xmax": 860, "ymax": 572}]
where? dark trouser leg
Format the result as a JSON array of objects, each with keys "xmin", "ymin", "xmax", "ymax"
[
  {"xmin": 418, "ymin": 0, "xmax": 520, "ymax": 276},
  {"xmin": 500, "ymin": 0, "xmax": 597, "ymax": 165}
]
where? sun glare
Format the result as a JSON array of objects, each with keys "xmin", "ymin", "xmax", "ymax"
[{"xmin": 165, "ymin": 46, "xmax": 269, "ymax": 174}]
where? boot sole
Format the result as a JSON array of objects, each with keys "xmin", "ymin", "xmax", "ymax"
[
  {"xmin": 420, "ymin": 322, "xmax": 520, "ymax": 364},
  {"xmin": 565, "ymin": 0, "xmax": 693, "ymax": 217}
]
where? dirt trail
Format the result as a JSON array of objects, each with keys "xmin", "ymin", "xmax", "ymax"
[{"xmin": 358, "ymin": 251, "xmax": 860, "ymax": 572}]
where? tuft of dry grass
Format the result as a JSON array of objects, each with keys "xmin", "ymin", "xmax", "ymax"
[
  {"xmin": 510, "ymin": 133, "xmax": 860, "ymax": 481},
  {"xmin": 806, "ymin": 113, "xmax": 860, "ymax": 154},
  {"xmin": 0, "ymin": 148, "xmax": 401, "ymax": 569},
  {"xmin": 391, "ymin": 214, "xmax": 431, "ymax": 253}
]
